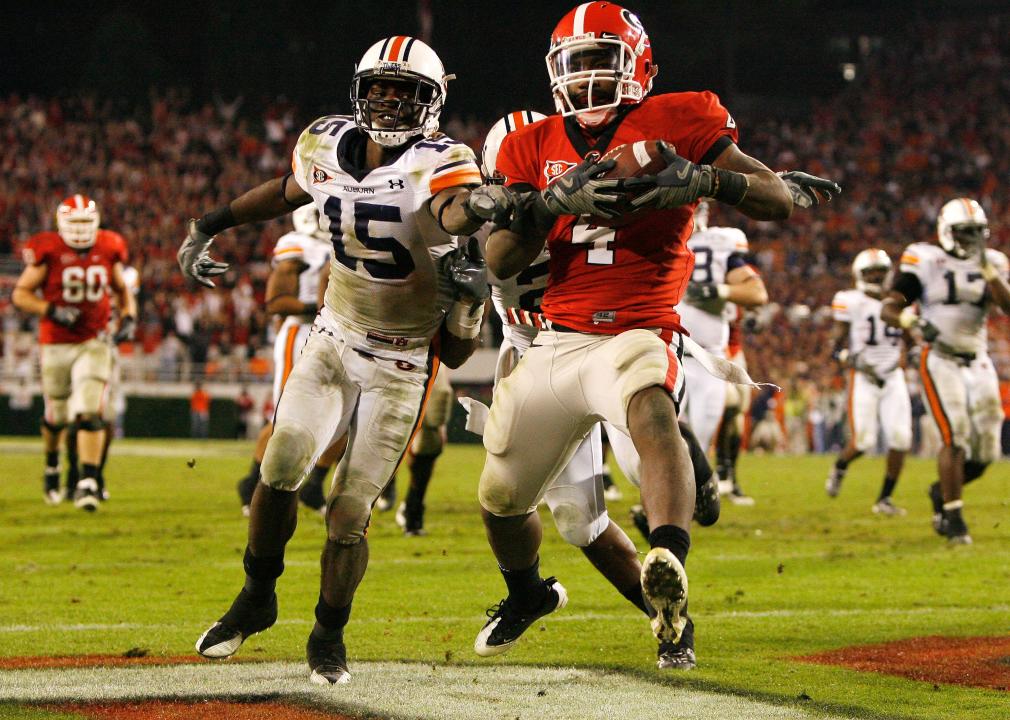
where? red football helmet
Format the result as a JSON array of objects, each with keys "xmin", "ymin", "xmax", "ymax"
[
  {"xmin": 546, "ymin": 2, "xmax": 655, "ymax": 127},
  {"xmin": 56, "ymin": 195, "xmax": 100, "ymax": 249}
]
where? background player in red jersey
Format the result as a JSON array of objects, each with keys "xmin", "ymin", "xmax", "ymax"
[
  {"xmin": 467, "ymin": 2, "xmax": 838, "ymax": 669},
  {"xmin": 12, "ymin": 195, "xmax": 137, "ymax": 511}
]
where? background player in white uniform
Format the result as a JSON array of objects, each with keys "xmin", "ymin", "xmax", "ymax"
[
  {"xmin": 235, "ymin": 204, "xmax": 337, "ymax": 516},
  {"xmin": 181, "ymin": 36, "xmax": 490, "ymax": 684},
  {"xmin": 671, "ymin": 202, "xmax": 768, "ymax": 504},
  {"xmin": 882, "ymin": 198, "xmax": 1010, "ymax": 544},
  {"xmin": 825, "ymin": 249, "xmax": 911, "ymax": 515}
]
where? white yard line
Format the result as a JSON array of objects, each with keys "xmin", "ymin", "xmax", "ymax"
[{"xmin": 0, "ymin": 660, "xmax": 856, "ymax": 720}]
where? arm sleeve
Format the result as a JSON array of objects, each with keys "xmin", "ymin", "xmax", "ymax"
[{"xmin": 831, "ymin": 292, "xmax": 852, "ymax": 322}]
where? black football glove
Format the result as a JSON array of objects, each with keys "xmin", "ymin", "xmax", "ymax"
[
  {"xmin": 541, "ymin": 157, "xmax": 622, "ymax": 218},
  {"xmin": 918, "ymin": 318, "xmax": 940, "ymax": 343},
  {"xmin": 685, "ymin": 282, "xmax": 728, "ymax": 303},
  {"xmin": 465, "ymin": 185, "xmax": 518, "ymax": 226},
  {"xmin": 113, "ymin": 315, "xmax": 136, "ymax": 343},
  {"xmin": 444, "ymin": 236, "xmax": 490, "ymax": 306},
  {"xmin": 777, "ymin": 171, "xmax": 841, "ymax": 208},
  {"xmin": 46, "ymin": 303, "xmax": 81, "ymax": 328},
  {"xmin": 178, "ymin": 219, "xmax": 229, "ymax": 288}
]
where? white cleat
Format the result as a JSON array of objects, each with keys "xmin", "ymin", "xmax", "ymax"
[
  {"xmin": 641, "ymin": 548, "xmax": 688, "ymax": 645},
  {"xmin": 872, "ymin": 498, "xmax": 907, "ymax": 516},
  {"xmin": 73, "ymin": 479, "xmax": 100, "ymax": 512}
]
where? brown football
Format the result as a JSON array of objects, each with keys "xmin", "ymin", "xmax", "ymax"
[{"xmin": 590, "ymin": 140, "xmax": 668, "ymax": 227}]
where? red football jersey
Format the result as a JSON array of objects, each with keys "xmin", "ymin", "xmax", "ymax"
[
  {"xmin": 497, "ymin": 91, "xmax": 739, "ymax": 335},
  {"xmin": 22, "ymin": 230, "xmax": 128, "ymax": 344}
]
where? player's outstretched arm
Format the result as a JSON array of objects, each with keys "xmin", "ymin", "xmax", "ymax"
[
  {"xmin": 430, "ymin": 187, "xmax": 485, "ymax": 237},
  {"xmin": 711, "ymin": 144, "xmax": 793, "ymax": 221},
  {"xmin": 179, "ymin": 175, "xmax": 312, "ymax": 287}
]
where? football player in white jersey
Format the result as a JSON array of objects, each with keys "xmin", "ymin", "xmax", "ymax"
[
  {"xmin": 674, "ymin": 202, "xmax": 768, "ymax": 505},
  {"xmin": 467, "ymin": 111, "xmax": 721, "ymax": 670},
  {"xmin": 882, "ymin": 198, "xmax": 1010, "ymax": 544},
  {"xmin": 180, "ymin": 36, "xmax": 491, "ymax": 684},
  {"xmin": 825, "ymin": 249, "xmax": 911, "ymax": 515},
  {"xmin": 235, "ymin": 204, "xmax": 339, "ymax": 516}
]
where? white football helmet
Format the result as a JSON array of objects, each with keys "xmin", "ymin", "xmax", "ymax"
[
  {"xmin": 56, "ymin": 194, "xmax": 100, "ymax": 250},
  {"xmin": 481, "ymin": 110, "xmax": 548, "ymax": 181},
  {"xmin": 693, "ymin": 201, "xmax": 710, "ymax": 234},
  {"xmin": 852, "ymin": 248, "xmax": 892, "ymax": 294},
  {"xmin": 937, "ymin": 197, "xmax": 989, "ymax": 259},
  {"xmin": 292, "ymin": 204, "xmax": 328, "ymax": 241},
  {"xmin": 350, "ymin": 36, "xmax": 454, "ymax": 147}
]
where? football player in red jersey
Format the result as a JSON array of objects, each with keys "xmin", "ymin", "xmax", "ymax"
[
  {"xmin": 12, "ymin": 195, "xmax": 137, "ymax": 511},
  {"xmin": 467, "ymin": 2, "xmax": 838, "ymax": 669}
]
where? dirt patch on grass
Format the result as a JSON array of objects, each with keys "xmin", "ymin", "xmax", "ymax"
[
  {"xmin": 796, "ymin": 635, "xmax": 1010, "ymax": 690},
  {"xmin": 52, "ymin": 701, "xmax": 358, "ymax": 720},
  {"xmin": 0, "ymin": 655, "xmax": 248, "ymax": 670}
]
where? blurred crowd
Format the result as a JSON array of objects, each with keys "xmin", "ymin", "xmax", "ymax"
[{"xmin": 2, "ymin": 14, "xmax": 1009, "ymax": 452}]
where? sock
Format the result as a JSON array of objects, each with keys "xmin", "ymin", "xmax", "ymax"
[
  {"xmin": 247, "ymin": 460, "xmax": 262, "ymax": 482},
  {"xmin": 726, "ymin": 435, "xmax": 741, "ymax": 481},
  {"xmin": 501, "ymin": 557, "xmax": 547, "ymax": 611},
  {"xmin": 620, "ymin": 581, "xmax": 650, "ymax": 616},
  {"xmin": 648, "ymin": 525, "xmax": 690, "ymax": 569},
  {"xmin": 45, "ymin": 451, "xmax": 59, "ymax": 471},
  {"xmin": 942, "ymin": 499, "xmax": 963, "ymax": 512},
  {"xmin": 878, "ymin": 475, "xmax": 898, "ymax": 501},
  {"xmin": 601, "ymin": 467, "xmax": 615, "ymax": 489},
  {"xmin": 81, "ymin": 463, "xmax": 99, "ymax": 481},
  {"xmin": 405, "ymin": 453, "xmax": 437, "ymax": 518},
  {"xmin": 963, "ymin": 461, "xmax": 988, "ymax": 485},
  {"xmin": 311, "ymin": 594, "xmax": 352, "ymax": 641},
  {"xmin": 834, "ymin": 457, "xmax": 849, "ymax": 472},
  {"xmin": 242, "ymin": 546, "xmax": 284, "ymax": 599}
]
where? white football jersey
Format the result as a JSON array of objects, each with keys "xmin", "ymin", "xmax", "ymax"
[
  {"xmin": 899, "ymin": 242, "xmax": 1010, "ymax": 354},
  {"xmin": 477, "ymin": 225, "xmax": 550, "ymax": 352},
  {"xmin": 831, "ymin": 288, "xmax": 902, "ymax": 375},
  {"xmin": 271, "ymin": 231, "xmax": 333, "ymax": 306},
  {"xmin": 292, "ymin": 115, "xmax": 482, "ymax": 339},
  {"xmin": 676, "ymin": 226, "xmax": 750, "ymax": 353}
]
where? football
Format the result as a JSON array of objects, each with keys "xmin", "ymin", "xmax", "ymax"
[{"xmin": 589, "ymin": 139, "xmax": 668, "ymax": 227}]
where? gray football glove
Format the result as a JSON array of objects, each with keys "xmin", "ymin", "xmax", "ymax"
[
  {"xmin": 443, "ymin": 236, "xmax": 490, "ymax": 305},
  {"xmin": 466, "ymin": 185, "xmax": 518, "ymax": 226},
  {"xmin": 625, "ymin": 142, "xmax": 715, "ymax": 210},
  {"xmin": 778, "ymin": 171, "xmax": 841, "ymax": 208},
  {"xmin": 46, "ymin": 304, "xmax": 81, "ymax": 328},
  {"xmin": 541, "ymin": 157, "xmax": 623, "ymax": 218},
  {"xmin": 178, "ymin": 219, "xmax": 229, "ymax": 288},
  {"xmin": 113, "ymin": 316, "xmax": 136, "ymax": 343}
]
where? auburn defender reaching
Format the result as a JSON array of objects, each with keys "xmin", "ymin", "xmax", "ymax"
[
  {"xmin": 13, "ymin": 195, "xmax": 136, "ymax": 511},
  {"xmin": 464, "ymin": 2, "xmax": 838, "ymax": 669}
]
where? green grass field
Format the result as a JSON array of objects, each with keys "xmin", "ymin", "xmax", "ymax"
[{"xmin": 1, "ymin": 438, "xmax": 1008, "ymax": 719}]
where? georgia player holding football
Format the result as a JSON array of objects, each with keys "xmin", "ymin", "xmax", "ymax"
[
  {"xmin": 468, "ymin": 110, "xmax": 720, "ymax": 669},
  {"xmin": 882, "ymin": 198, "xmax": 1010, "ymax": 544},
  {"xmin": 825, "ymin": 249, "xmax": 912, "ymax": 516},
  {"xmin": 12, "ymin": 195, "xmax": 137, "ymax": 511},
  {"xmin": 235, "ymin": 204, "xmax": 340, "ymax": 517},
  {"xmin": 464, "ymin": 2, "xmax": 836, "ymax": 668},
  {"xmin": 182, "ymin": 37, "xmax": 492, "ymax": 684}
]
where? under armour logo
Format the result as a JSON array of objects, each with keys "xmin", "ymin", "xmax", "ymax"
[{"xmin": 388, "ymin": 179, "xmax": 405, "ymax": 190}]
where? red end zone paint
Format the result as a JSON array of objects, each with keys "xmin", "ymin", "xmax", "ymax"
[
  {"xmin": 52, "ymin": 701, "xmax": 356, "ymax": 720},
  {"xmin": 0, "ymin": 655, "xmax": 256, "ymax": 670},
  {"xmin": 795, "ymin": 635, "xmax": 1010, "ymax": 691}
]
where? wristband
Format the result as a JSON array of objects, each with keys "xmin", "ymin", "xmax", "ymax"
[
  {"xmin": 301, "ymin": 303, "xmax": 318, "ymax": 315},
  {"xmin": 711, "ymin": 168, "xmax": 749, "ymax": 206},
  {"xmin": 445, "ymin": 299, "xmax": 484, "ymax": 339},
  {"xmin": 280, "ymin": 173, "xmax": 304, "ymax": 209},
  {"xmin": 461, "ymin": 196, "xmax": 485, "ymax": 226},
  {"xmin": 195, "ymin": 205, "xmax": 236, "ymax": 236},
  {"xmin": 980, "ymin": 263, "xmax": 1000, "ymax": 282},
  {"xmin": 898, "ymin": 307, "xmax": 918, "ymax": 329}
]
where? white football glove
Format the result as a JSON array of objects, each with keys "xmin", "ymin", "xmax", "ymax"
[{"xmin": 178, "ymin": 220, "xmax": 229, "ymax": 288}]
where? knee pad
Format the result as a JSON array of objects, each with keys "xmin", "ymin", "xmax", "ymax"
[
  {"xmin": 478, "ymin": 461, "xmax": 531, "ymax": 517},
  {"xmin": 411, "ymin": 424, "xmax": 444, "ymax": 456},
  {"xmin": 261, "ymin": 422, "xmax": 317, "ymax": 491},
  {"xmin": 326, "ymin": 494, "xmax": 373, "ymax": 544},
  {"xmin": 75, "ymin": 414, "xmax": 106, "ymax": 432},
  {"xmin": 551, "ymin": 503, "xmax": 608, "ymax": 548},
  {"xmin": 611, "ymin": 330, "xmax": 675, "ymax": 417}
]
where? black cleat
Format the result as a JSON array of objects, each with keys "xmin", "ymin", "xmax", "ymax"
[
  {"xmin": 307, "ymin": 632, "xmax": 351, "ymax": 684},
  {"xmin": 693, "ymin": 474, "xmax": 721, "ymax": 527},
  {"xmin": 474, "ymin": 577, "xmax": 567, "ymax": 656},
  {"xmin": 72, "ymin": 478, "xmax": 100, "ymax": 512},
  {"xmin": 299, "ymin": 477, "xmax": 326, "ymax": 515},
  {"xmin": 237, "ymin": 475, "xmax": 257, "ymax": 517},
  {"xmin": 657, "ymin": 616, "xmax": 696, "ymax": 670},
  {"xmin": 939, "ymin": 508, "xmax": 972, "ymax": 545},
  {"xmin": 195, "ymin": 589, "xmax": 277, "ymax": 658}
]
